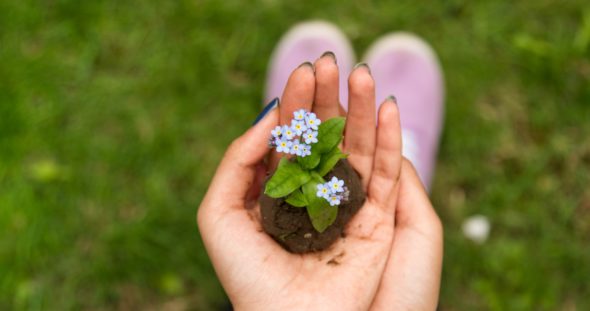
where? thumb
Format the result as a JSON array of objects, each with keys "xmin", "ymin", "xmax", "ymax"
[{"xmin": 200, "ymin": 101, "xmax": 279, "ymax": 212}]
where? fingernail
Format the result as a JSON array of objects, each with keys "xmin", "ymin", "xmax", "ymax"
[
  {"xmin": 321, "ymin": 51, "xmax": 337, "ymax": 64},
  {"xmin": 252, "ymin": 97, "xmax": 279, "ymax": 125},
  {"xmin": 298, "ymin": 61, "xmax": 313, "ymax": 69},
  {"xmin": 386, "ymin": 95, "xmax": 397, "ymax": 104},
  {"xmin": 353, "ymin": 62, "xmax": 371, "ymax": 75}
]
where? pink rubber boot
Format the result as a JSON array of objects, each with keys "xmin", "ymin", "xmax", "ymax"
[
  {"xmin": 264, "ymin": 21, "xmax": 356, "ymax": 105},
  {"xmin": 363, "ymin": 33, "xmax": 445, "ymax": 190}
]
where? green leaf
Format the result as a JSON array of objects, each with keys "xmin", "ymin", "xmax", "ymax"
[
  {"xmin": 315, "ymin": 117, "xmax": 345, "ymax": 153},
  {"xmin": 285, "ymin": 189, "xmax": 307, "ymax": 207},
  {"xmin": 302, "ymin": 180, "xmax": 338, "ymax": 233},
  {"xmin": 297, "ymin": 149, "xmax": 321, "ymax": 170},
  {"xmin": 310, "ymin": 171, "xmax": 324, "ymax": 183},
  {"xmin": 265, "ymin": 158, "xmax": 311, "ymax": 198},
  {"xmin": 316, "ymin": 146, "xmax": 348, "ymax": 176}
]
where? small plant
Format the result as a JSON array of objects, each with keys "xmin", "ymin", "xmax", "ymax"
[{"xmin": 265, "ymin": 109, "xmax": 348, "ymax": 233}]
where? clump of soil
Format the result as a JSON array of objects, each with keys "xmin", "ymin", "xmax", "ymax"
[{"xmin": 259, "ymin": 159, "xmax": 366, "ymax": 253}]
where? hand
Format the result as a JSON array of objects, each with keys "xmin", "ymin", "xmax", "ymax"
[
  {"xmin": 197, "ymin": 56, "xmax": 403, "ymax": 310},
  {"xmin": 369, "ymin": 159, "xmax": 443, "ymax": 310},
  {"xmin": 308, "ymin": 56, "xmax": 444, "ymax": 310}
]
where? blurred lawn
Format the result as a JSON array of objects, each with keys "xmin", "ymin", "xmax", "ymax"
[{"xmin": 1, "ymin": 0, "xmax": 590, "ymax": 310}]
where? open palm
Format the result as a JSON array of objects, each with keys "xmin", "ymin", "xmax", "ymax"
[{"xmin": 198, "ymin": 55, "xmax": 442, "ymax": 310}]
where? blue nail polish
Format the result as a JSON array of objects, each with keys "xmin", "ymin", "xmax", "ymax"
[{"xmin": 252, "ymin": 97, "xmax": 279, "ymax": 125}]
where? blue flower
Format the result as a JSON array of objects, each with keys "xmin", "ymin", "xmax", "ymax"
[
  {"xmin": 328, "ymin": 176, "xmax": 344, "ymax": 193},
  {"xmin": 275, "ymin": 138, "xmax": 292, "ymax": 154},
  {"xmin": 291, "ymin": 119, "xmax": 308, "ymax": 136},
  {"xmin": 267, "ymin": 108, "xmax": 323, "ymax": 159},
  {"xmin": 301, "ymin": 144, "xmax": 312, "ymax": 157},
  {"xmin": 271, "ymin": 125, "xmax": 283, "ymax": 139},
  {"xmin": 316, "ymin": 183, "xmax": 330, "ymax": 199},
  {"xmin": 290, "ymin": 140, "xmax": 304, "ymax": 156},
  {"xmin": 293, "ymin": 109, "xmax": 307, "ymax": 120},
  {"xmin": 303, "ymin": 129, "xmax": 318, "ymax": 144},
  {"xmin": 328, "ymin": 194, "xmax": 342, "ymax": 206},
  {"xmin": 268, "ymin": 137, "xmax": 279, "ymax": 148},
  {"xmin": 305, "ymin": 112, "xmax": 321, "ymax": 130},
  {"xmin": 282, "ymin": 125, "xmax": 295, "ymax": 140}
]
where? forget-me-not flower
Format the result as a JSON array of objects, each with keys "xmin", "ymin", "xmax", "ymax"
[
  {"xmin": 328, "ymin": 176, "xmax": 344, "ymax": 193},
  {"xmin": 316, "ymin": 183, "xmax": 330, "ymax": 199},
  {"xmin": 293, "ymin": 109, "xmax": 306, "ymax": 120},
  {"xmin": 301, "ymin": 144, "xmax": 312, "ymax": 157},
  {"xmin": 305, "ymin": 112, "xmax": 321, "ymax": 130},
  {"xmin": 271, "ymin": 125, "xmax": 283, "ymax": 139},
  {"xmin": 315, "ymin": 177, "xmax": 347, "ymax": 206},
  {"xmin": 302, "ymin": 129, "xmax": 318, "ymax": 144},
  {"xmin": 328, "ymin": 195, "xmax": 341, "ymax": 206},
  {"xmin": 291, "ymin": 119, "xmax": 308, "ymax": 136},
  {"xmin": 290, "ymin": 140, "xmax": 304, "ymax": 156},
  {"xmin": 268, "ymin": 108, "xmax": 323, "ymax": 159},
  {"xmin": 282, "ymin": 125, "xmax": 295, "ymax": 140},
  {"xmin": 276, "ymin": 138, "xmax": 292, "ymax": 154}
]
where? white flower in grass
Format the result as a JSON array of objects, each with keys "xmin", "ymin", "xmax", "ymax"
[
  {"xmin": 305, "ymin": 112, "xmax": 321, "ymax": 130},
  {"xmin": 271, "ymin": 125, "xmax": 283, "ymax": 139},
  {"xmin": 328, "ymin": 176, "xmax": 344, "ymax": 193},
  {"xmin": 293, "ymin": 109, "xmax": 307, "ymax": 120},
  {"xmin": 291, "ymin": 119, "xmax": 308, "ymax": 136},
  {"xmin": 303, "ymin": 129, "xmax": 318, "ymax": 144},
  {"xmin": 275, "ymin": 138, "xmax": 292, "ymax": 154},
  {"xmin": 462, "ymin": 215, "xmax": 490, "ymax": 244},
  {"xmin": 316, "ymin": 184, "xmax": 330, "ymax": 199},
  {"xmin": 328, "ymin": 195, "xmax": 342, "ymax": 206},
  {"xmin": 282, "ymin": 125, "xmax": 295, "ymax": 140}
]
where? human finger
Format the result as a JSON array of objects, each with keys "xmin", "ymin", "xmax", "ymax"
[
  {"xmin": 343, "ymin": 64, "xmax": 376, "ymax": 188},
  {"xmin": 313, "ymin": 51, "xmax": 342, "ymax": 120},
  {"xmin": 368, "ymin": 98, "xmax": 402, "ymax": 212},
  {"xmin": 270, "ymin": 63, "xmax": 315, "ymax": 168}
]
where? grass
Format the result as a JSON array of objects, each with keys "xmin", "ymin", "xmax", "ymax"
[{"xmin": 1, "ymin": 0, "xmax": 589, "ymax": 310}]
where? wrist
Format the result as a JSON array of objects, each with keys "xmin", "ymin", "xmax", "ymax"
[
  {"xmin": 232, "ymin": 299, "xmax": 309, "ymax": 311},
  {"xmin": 232, "ymin": 295, "xmax": 365, "ymax": 311}
]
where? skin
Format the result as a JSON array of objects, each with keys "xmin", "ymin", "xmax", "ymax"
[{"xmin": 197, "ymin": 53, "xmax": 443, "ymax": 310}]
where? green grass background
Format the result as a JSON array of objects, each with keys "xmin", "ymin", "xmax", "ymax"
[{"xmin": 1, "ymin": 0, "xmax": 589, "ymax": 310}]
